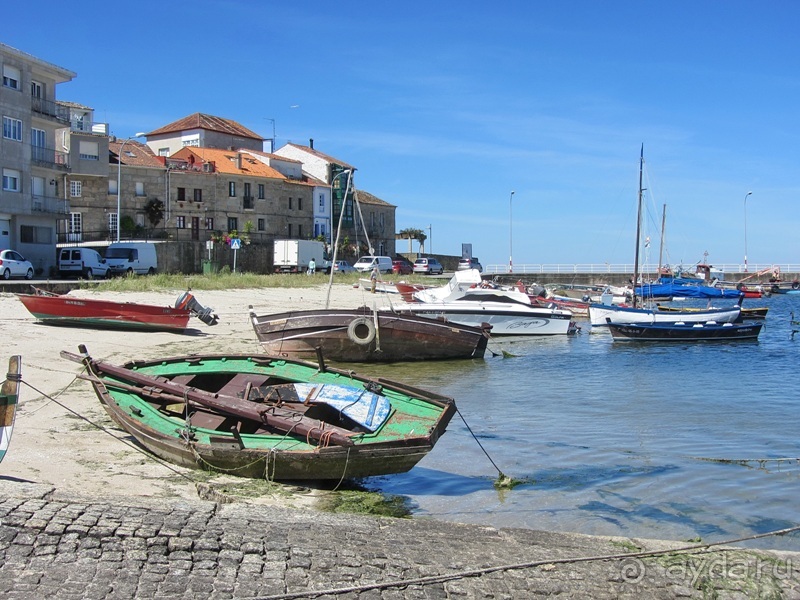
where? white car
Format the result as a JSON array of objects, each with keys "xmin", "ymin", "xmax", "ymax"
[
  {"xmin": 332, "ymin": 260, "xmax": 356, "ymax": 274},
  {"xmin": 0, "ymin": 249, "xmax": 34, "ymax": 280}
]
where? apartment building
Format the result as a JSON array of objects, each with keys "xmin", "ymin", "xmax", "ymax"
[{"xmin": 0, "ymin": 42, "xmax": 76, "ymax": 274}]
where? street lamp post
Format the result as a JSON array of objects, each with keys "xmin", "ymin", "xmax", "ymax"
[
  {"xmin": 744, "ymin": 191, "xmax": 753, "ymax": 272},
  {"xmin": 508, "ymin": 190, "xmax": 515, "ymax": 273},
  {"xmin": 116, "ymin": 133, "xmax": 146, "ymax": 242},
  {"xmin": 427, "ymin": 224, "xmax": 432, "ymax": 255}
]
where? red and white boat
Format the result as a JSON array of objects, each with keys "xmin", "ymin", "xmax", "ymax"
[{"xmin": 17, "ymin": 288, "xmax": 217, "ymax": 332}]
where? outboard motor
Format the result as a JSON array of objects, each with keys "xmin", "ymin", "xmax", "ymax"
[{"xmin": 175, "ymin": 292, "xmax": 219, "ymax": 326}]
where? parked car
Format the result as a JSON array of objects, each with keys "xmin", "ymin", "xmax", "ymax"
[
  {"xmin": 0, "ymin": 249, "xmax": 34, "ymax": 280},
  {"xmin": 413, "ymin": 257, "xmax": 444, "ymax": 275},
  {"xmin": 392, "ymin": 259, "xmax": 413, "ymax": 275},
  {"xmin": 331, "ymin": 260, "xmax": 356, "ymax": 274},
  {"xmin": 353, "ymin": 256, "xmax": 393, "ymax": 274},
  {"xmin": 58, "ymin": 247, "xmax": 109, "ymax": 279},
  {"xmin": 457, "ymin": 257, "xmax": 483, "ymax": 273}
]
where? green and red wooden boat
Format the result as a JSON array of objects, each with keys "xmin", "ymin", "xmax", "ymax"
[
  {"xmin": 18, "ymin": 288, "xmax": 217, "ymax": 332},
  {"xmin": 61, "ymin": 346, "xmax": 456, "ymax": 481}
]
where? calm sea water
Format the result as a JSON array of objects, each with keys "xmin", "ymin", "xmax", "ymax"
[{"xmin": 353, "ymin": 293, "xmax": 800, "ymax": 550}]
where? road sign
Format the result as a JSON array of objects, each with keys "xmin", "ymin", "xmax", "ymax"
[{"xmin": 230, "ymin": 238, "xmax": 241, "ymax": 250}]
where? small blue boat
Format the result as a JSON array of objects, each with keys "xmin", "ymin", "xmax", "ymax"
[{"xmin": 606, "ymin": 320, "xmax": 762, "ymax": 342}]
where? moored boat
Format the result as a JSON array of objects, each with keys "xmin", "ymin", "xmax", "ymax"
[
  {"xmin": 62, "ymin": 346, "xmax": 456, "ymax": 481},
  {"xmin": 249, "ymin": 306, "xmax": 490, "ymax": 362},
  {"xmin": 656, "ymin": 303, "xmax": 768, "ymax": 320},
  {"xmin": 17, "ymin": 288, "xmax": 218, "ymax": 331},
  {"xmin": 606, "ymin": 320, "xmax": 763, "ymax": 342}
]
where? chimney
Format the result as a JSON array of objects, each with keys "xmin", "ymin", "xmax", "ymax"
[
  {"xmin": 309, "ymin": 138, "xmax": 314, "ymax": 149},
  {"xmin": 236, "ymin": 153, "xmax": 242, "ymax": 169}
]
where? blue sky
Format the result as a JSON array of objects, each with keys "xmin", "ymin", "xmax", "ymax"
[{"xmin": 8, "ymin": 1, "xmax": 800, "ymax": 269}]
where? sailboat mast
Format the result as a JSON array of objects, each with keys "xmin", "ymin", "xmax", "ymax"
[
  {"xmin": 632, "ymin": 144, "xmax": 644, "ymax": 308},
  {"xmin": 657, "ymin": 203, "xmax": 666, "ymax": 277}
]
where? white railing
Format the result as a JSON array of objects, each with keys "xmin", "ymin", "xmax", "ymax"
[{"xmin": 484, "ymin": 263, "xmax": 800, "ymax": 275}]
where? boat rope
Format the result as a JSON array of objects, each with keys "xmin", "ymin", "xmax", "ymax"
[
  {"xmin": 18, "ymin": 376, "xmax": 199, "ymax": 485},
  {"xmin": 246, "ymin": 524, "xmax": 800, "ymax": 600},
  {"xmin": 330, "ymin": 447, "xmax": 351, "ymax": 492},
  {"xmin": 455, "ymin": 407, "xmax": 516, "ymax": 488}
]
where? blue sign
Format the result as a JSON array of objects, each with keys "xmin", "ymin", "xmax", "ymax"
[{"xmin": 230, "ymin": 238, "xmax": 241, "ymax": 250}]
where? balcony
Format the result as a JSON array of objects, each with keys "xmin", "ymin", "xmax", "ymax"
[
  {"xmin": 32, "ymin": 194, "xmax": 70, "ymax": 214},
  {"xmin": 31, "ymin": 97, "xmax": 71, "ymax": 124},
  {"xmin": 243, "ymin": 195, "xmax": 255, "ymax": 210},
  {"xmin": 31, "ymin": 145, "xmax": 70, "ymax": 171},
  {"xmin": 0, "ymin": 193, "xmax": 69, "ymax": 216}
]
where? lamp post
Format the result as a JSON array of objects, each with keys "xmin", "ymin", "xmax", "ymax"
[
  {"xmin": 116, "ymin": 133, "xmax": 146, "ymax": 242},
  {"xmin": 325, "ymin": 169, "xmax": 352, "ymax": 308},
  {"xmin": 744, "ymin": 191, "xmax": 752, "ymax": 272},
  {"xmin": 427, "ymin": 224, "xmax": 432, "ymax": 255},
  {"xmin": 508, "ymin": 190, "xmax": 515, "ymax": 273}
]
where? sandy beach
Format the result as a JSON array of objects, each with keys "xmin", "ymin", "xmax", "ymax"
[{"xmin": 1, "ymin": 281, "xmax": 390, "ymax": 506}]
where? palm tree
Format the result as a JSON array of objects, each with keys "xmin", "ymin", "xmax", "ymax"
[{"xmin": 398, "ymin": 227, "xmax": 426, "ymax": 254}]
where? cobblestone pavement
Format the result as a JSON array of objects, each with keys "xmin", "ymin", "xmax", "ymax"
[{"xmin": 1, "ymin": 483, "xmax": 799, "ymax": 599}]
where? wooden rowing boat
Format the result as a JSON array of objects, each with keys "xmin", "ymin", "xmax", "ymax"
[{"xmin": 62, "ymin": 346, "xmax": 456, "ymax": 480}]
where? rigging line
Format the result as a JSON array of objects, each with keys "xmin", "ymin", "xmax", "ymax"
[
  {"xmin": 19, "ymin": 378, "xmax": 198, "ymax": 484},
  {"xmin": 246, "ymin": 524, "xmax": 800, "ymax": 600},
  {"xmin": 352, "ymin": 187, "xmax": 373, "ymax": 254},
  {"xmin": 455, "ymin": 407, "xmax": 506, "ymax": 478}
]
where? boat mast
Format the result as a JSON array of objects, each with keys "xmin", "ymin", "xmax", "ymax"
[
  {"xmin": 657, "ymin": 203, "xmax": 666, "ymax": 277},
  {"xmin": 632, "ymin": 144, "xmax": 644, "ymax": 308}
]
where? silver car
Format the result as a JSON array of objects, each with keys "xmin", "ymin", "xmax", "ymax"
[
  {"xmin": 0, "ymin": 249, "xmax": 34, "ymax": 280},
  {"xmin": 457, "ymin": 257, "xmax": 483, "ymax": 273},
  {"xmin": 413, "ymin": 257, "xmax": 444, "ymax": 275}
]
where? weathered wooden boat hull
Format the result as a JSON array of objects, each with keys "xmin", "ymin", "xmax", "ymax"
[
  {"xmin": 0, "ymin": 356, "xmax": 21, "ymax": 464},
  {"xmin": 607, "ymin": 321, "xmax": 763, "ymax": 341},
  {"xmin": 65, "ymin": 350, "xmax": 456, "ymax": 481},
  {"xmin": 250, "ymin": 308, "xmax": 489, "ymax": 362},
  {"xmin": 18, "ymin": 292, "xmax": 191, "ymax": 331}
]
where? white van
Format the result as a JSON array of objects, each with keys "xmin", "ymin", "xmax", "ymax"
[
  {"xmin": 58, "ymin": 247, "xmax": 109, "ymax": 279},
  {"xmin": 105, "ymin": 242, "xmax": 158, "ymax": 276},
  {"xmin": 353, "ymin": 256, "xmax": 393, "ymax": 274}
]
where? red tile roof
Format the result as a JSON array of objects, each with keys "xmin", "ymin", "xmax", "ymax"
[
  {"xmin": 173, "ymin": 147, "xmax": 287, "ymax": 179},
  {"xmin": 146, "ymin": 113, "xmax": 263, "ymax": 140},
  {"xmin": 109, "ymin": 139, "xmax": 162, "ymax": 167}
]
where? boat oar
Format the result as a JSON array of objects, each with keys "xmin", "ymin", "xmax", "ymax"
[{"xmin": 456, "ymin": 408, "xmax": 521, "ymax": 489}]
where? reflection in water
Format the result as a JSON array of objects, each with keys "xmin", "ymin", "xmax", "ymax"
[{"xmin": 348, "ymin": 295, "xmax": 800, "ymax": 550}]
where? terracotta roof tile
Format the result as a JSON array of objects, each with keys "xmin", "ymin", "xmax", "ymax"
[
  {"xmin": 109, "ymin": 139, "xmax": 162, "ymax": 167},
  {"xmin": 174, "ymin": 147, "xmax": 287, "ymax": 179},
  {"xmin": 146, "ymin": 112, "xmax": 263, "ymax": 140}
]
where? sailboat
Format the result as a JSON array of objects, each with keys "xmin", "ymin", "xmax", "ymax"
[{"xmin": 588, "ymin": 146, "xmax": 743, "ymax": 328}]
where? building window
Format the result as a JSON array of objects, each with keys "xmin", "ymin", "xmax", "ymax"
[
  {"xmin": 108, "ymin": 212, "xmax": 117, "ymax": 234},
  {"xmin": 244, "ymin": 182, "xmax": 251, "ymax": 197},
  {"xmin": 193, "ymin": 188, "xmax": 202, "ymax": 202},
  {"xmin": 176, "ymin": 216, "xmax": 186, "ymax": 228},
  {"xmin": 318, "ymin": 193, "xmax": 325, "ymax": 210},
  {"xmin": 135, "ymin": 182, "xmax": 145, "ymax": 196},
  {"xmin": 205, "ymin": 217, "xmax": 214, "ymax": 230},
  {"xmin": 227, "ymin": 217, "xmax": 238, "ymax": 232},
  {"xmin": 67, "ymin": 212, "xmax": 82, "ymax": 242},
  {"xmin": 30, "ymin": 80, "xmax": 43, "ymax": 98},
  {"xmin": 228, "ymin": 182, "xmax": 236, "ymax": 197},
  {"xmin": 70, "ymin": 180, "xmax": 82, "ymax": 197},
  {"xmin": 78, "ymin": 140, "xmax": 99, "ymax": 160},
  {"xmin": 108, "ymin": 179, "xmax": 118, "ymax": 194},
  {"xmin": 258, "ymin": 184, "xmax": 265, "ymax": 199},
  {"xmin": 177, "ymin": 187, "xmax": 186, "ymax": 201},
  {"xmin": 158, "ymin": 147, "xmax": 169, "ymax": 156},
  {"xmin": 257, "ymin": 218, "xmax": 265, "ymax": 231},
  {"xmin": 298, "ymin": 198, "xmax": 303, "ymax": 211},
  {"xmin": 2, "ymin": 117, "xmax": 22, "ymax": 141},
  {"xmin": 20, "ymin": 225, "xmax": 52, "ymax": 244},
  {"xmin": 287, "ymin": 224, "xmax": 292, "ymax": 237},
  {"xmin": 297, "ymin": 224, "xmax": 302, "ymax": 238},
  {"xmin": 288, "ymin": 197, "xmax": 293, "ymax": 210},
  {"xmin": 2, "ymin": 65, "xmax": 20, "ymax": 90}
]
